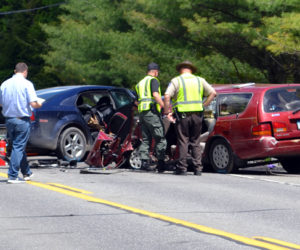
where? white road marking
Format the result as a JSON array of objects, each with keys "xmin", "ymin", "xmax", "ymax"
[{"xmin": 230, "ymin": 174, "xmax": 300, "ymax": 187}]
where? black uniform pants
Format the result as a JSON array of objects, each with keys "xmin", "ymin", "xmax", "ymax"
[{"xmin": 175, "ymin": 112, "xmax": 203, "ymax": 172}]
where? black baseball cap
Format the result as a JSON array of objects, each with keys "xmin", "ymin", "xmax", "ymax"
[{"xmin": 147, "ymin": 62, "xmax": 160, "ymax": 71}]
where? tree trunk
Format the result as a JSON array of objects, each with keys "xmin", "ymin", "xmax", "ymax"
[{"xmin": 265, "ymin": 55, "xmax": 288, "ymax": 83}]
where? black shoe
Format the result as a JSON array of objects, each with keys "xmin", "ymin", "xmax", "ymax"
[
  {"xmin": 140, "ymin": 160, "xmax": 149, "ymax": 169},
  {"xmin": 173, "ymin": 169, "xmax": 187, "ymax": 175},
  {"xmin": 194, "ymin": 170, "xmax": 202, "ymax": 176},
  {"xmin": 157, "ymin": 160, "xmax": 165, "ymax": 173},
  {"xmin": 141, "ymin": 160, "xmax": 155, "ymax": 171}
]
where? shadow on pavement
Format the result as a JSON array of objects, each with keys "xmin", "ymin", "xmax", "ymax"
[{"xmin": 233, "ymin": 165, "xmax": 290, "ymax": 176}]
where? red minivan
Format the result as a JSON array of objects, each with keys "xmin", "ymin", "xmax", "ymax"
[{"xmin": 202, "ymin": 83, "xmax": 300, "ymax": 173}]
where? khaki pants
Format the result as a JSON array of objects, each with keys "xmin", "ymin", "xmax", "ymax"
[{"xmin": 175, "ymin": 113, "xmax": 203, "ymax": 172}]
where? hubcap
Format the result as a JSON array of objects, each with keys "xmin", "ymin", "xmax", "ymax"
[
  {"xmin": 129, "ymin": 149, "xmax": 142, "ymax": 169},
  {"xmin": 63, "ymin": 132, "xmax": 84, "ymax": 159},
  {"xmin": 212, "ymin": 144, "xmax": 229, "ymax": 169}
]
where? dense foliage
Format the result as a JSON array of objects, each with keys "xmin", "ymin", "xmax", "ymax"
[
  {"xmin": 1, "ymin": 0, "xmax": 299, "ymax": 89},
  {"xmin": 0, "ymin": 0, "xmax": 63, "ymax": 87}
]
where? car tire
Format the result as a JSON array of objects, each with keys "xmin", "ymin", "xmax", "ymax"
[
  {"xmin": 209, "ymin": 139, "xmax": 235, "ymax": 173},
  {"xmin": 129, "ymin": 149, "xmax": 142, "ymax": 170},
  {"xmin": 57, "ymin": 127, "xmax": 87, "ymax": 161},
  {"xmin": 279, "ymin": 157, "xmax": 300, "ymax": 174}
]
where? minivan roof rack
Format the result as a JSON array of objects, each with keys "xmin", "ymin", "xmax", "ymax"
[
  {"xmin": 233, "ymin": 82, "xmax": 255, "ymax": 89},
  {"xmin": 233, "ymin": 83, "xmax": 255, "ymax": 88}
]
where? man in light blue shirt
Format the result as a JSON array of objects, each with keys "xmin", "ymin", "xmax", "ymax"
[{"xmin": 0, "ymin": 62, "xmax": 42, "ymax": 183}]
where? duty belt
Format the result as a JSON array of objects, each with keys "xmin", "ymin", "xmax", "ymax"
[
  {"xmin": 178, "ymin": 111, "xmax": 203, "ymax": 118},
  {"xmin": 6, "ymin": 117, "xmax": 28, "ymax": 120}
]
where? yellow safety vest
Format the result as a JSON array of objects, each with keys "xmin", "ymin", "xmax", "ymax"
[
  {"xmin": 136, "ymin": 75, "xmax": 161, "ymax": 113},
  {"xmin": 173, "ymin": 74, "xmax": 204, "ymax": 112}
]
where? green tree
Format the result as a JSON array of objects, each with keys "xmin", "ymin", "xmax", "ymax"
[
  {"xmin": 177, "ymin": 0, "xmax": 300, "ymax": 82},
  {"xmin": 42, "ymin": 0, "xmax": 130, "ymax": 86},
  {"xmin": 0, "ymin": 0, "xmax": 62, "ymax": 88},
  {"xmin": 119, "ymin": 0, "xmax": 268, "ymax": 86},
  {"xmin": 43, "ymin": 0, "xmax": 300, "ymax": 89},
  {"xmin": 262, "ymin": 12, "xmax": 300, "ymax": 81}
]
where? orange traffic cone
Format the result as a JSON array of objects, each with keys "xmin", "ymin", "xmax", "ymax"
[{"xmin": 0, "ymin": 140, "xmax": 7, "ymax": 166}]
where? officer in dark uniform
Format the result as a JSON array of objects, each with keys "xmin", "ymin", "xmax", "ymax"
[
  {"xmin": 135, "ymin": 63, "xmax": 166, "ymax": 172},
  {"xmin": 164, "ymin": 61, "xmax": 216, "ymax": 175}
]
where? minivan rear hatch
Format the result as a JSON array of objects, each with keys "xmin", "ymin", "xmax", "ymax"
[{"xmin": 261, "ymin": 86, "xmax": 300, "ymax": 140}]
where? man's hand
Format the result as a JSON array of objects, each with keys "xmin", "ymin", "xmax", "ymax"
[
  {"xmin": 167, "ymin": 112, "xmax": 176, "ymax": 123},
  {"xmin": 203, "ymin": 90, "xmax": 217, "ymax": 107},
  {"xmin": 30, "ymin": 101, "xmax": 42, "ymax": 109}
]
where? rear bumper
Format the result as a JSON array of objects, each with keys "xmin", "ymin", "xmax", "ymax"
[
  {"xmin": 27, "ymin": 122, "xmax": 58, "ymax": 150},
  {"xmin": 234, "ymin": 136, "xmax": 300, "ymax": 159}
]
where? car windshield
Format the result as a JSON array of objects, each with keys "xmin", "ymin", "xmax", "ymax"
[
  {"xmin": 110, "ymin": 90, "xmax": 133, "ymax": 109},
  {"xmin": 264, "ymin": 87, "xmax": 300, "ymax": 112}
]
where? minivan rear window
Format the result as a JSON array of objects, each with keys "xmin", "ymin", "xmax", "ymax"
[{"xmin": 264, "ymin": 87, "xmax": 300, "ymax": 112}]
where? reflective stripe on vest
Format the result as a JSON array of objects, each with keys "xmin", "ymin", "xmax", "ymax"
[
  {"xmin": 135, "ymin": 75, "xmax": 161, "ymax": 113},
  {"xmin": 173, "ymin": 75, "xmax": 204, "ymax": 112}
]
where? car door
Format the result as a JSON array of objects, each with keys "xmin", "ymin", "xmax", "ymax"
[
  {"xmin": 216, "ymin": 93, "xmax": 254, "ymax": 158},
  {"xmin": 109, "ymin": 89, "xmax": 136, "ymax": 142}
]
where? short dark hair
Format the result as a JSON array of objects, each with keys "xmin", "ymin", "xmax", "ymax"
[{"xmin": 15, "ymin": 62, "xmax": 28, "ymax": 73}]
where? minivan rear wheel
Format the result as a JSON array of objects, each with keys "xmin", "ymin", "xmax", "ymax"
[
  {"xmin": 279, "ymin": 157, "xmax": 300, "ymax": 174},
  {"xmin": 57, "ymin": 127, "xmax": 87, "ymax": 161},
  {"xmin": 209, "ymin": 139, "xmax": 235, "ymax": 173}
]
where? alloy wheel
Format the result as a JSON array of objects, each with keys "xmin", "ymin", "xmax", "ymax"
[{"xmin": 58, "ymin": 127, "xmax": 87, "ymax": 161}]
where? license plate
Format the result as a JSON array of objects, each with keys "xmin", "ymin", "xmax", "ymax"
[{"xmin": 297, "ymin": 121, "xmax": 300, "ymax": 130}]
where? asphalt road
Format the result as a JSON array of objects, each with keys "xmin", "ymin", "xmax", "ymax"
[{"xmin": 0, "ymin": 161, "xmax": 300, "ymax": 250}]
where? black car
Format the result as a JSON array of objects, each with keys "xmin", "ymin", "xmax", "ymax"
[{"xmin": 1, "ymin": 85, "xmax": 136, "ymax": 161}]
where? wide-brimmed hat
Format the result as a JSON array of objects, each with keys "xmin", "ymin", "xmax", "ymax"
[{"xmin": 176, "ymin": 60, "xmax": 197, "ymax": 73}]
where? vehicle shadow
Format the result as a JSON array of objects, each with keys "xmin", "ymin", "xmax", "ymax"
[{"xmin": 234, "ymin": 166, "xmax": 288, "ymax": 176}]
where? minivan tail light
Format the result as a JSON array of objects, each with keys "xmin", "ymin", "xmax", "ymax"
[
  {"xmin": 272, "ymin": 122, "xmax": 287, "ymax": 133},
  {"xmin": 252, "ymin": 123, "xmax": 272, "ymax": 136}
]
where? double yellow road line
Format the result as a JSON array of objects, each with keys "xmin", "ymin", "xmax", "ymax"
[{"xmin": 1, "ymin": 172, "xmax": 299, "ymax": 250}]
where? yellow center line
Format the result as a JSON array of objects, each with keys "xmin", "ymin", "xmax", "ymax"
[
  {"xmin": 0, "ymin": 172, "xmax": 8, "ymax": 178},
  {"xmin": 0, "ymin": 172, "xmax": 297, "ymax": 250},
  {"xmin": 27, "ymin": 180, "xmax": 290, "ymax": 250},
  {"xmin": 254, "ymin": 237, "xmax": 300, "ymax": 250},
  {"xmin": 47, "ymin": 183, "xmax": 92, "ymax": 194}
]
